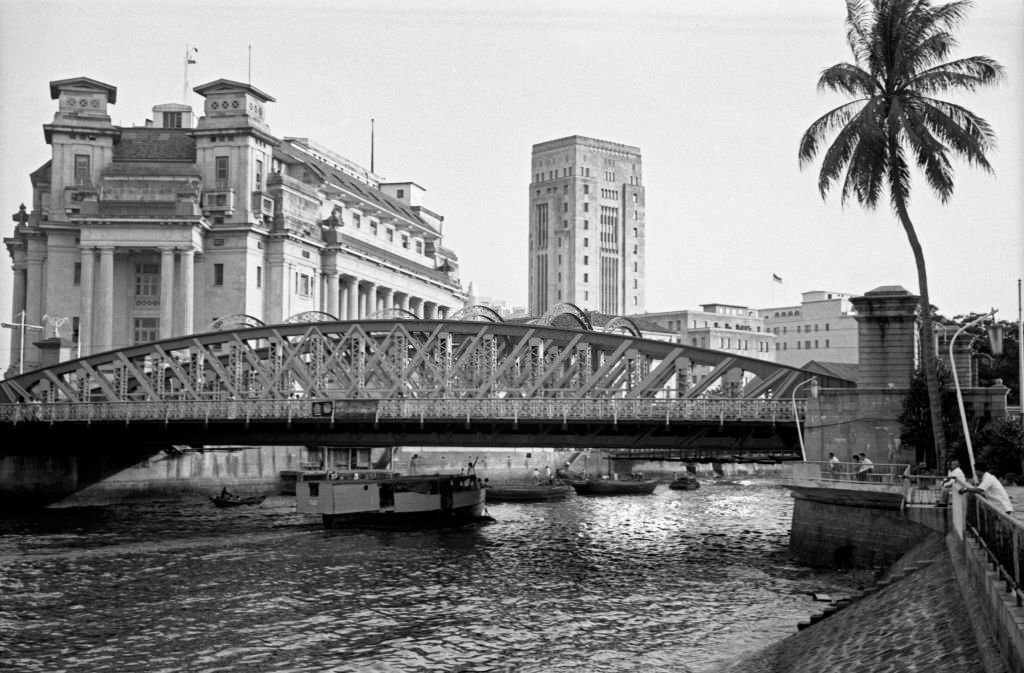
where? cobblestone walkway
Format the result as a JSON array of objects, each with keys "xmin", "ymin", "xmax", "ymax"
[{"xmin": 712, "ymin": 551, "xmax": 987, "ymax": 673}]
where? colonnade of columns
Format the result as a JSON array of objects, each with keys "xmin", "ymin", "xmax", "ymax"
[
  {"xmin": 322, "ymin": 273, "xmax": 453, "ymax": 321},
  {"xmin": 78, "ymin": 246, "xmax": 195, "ymax": 355}
]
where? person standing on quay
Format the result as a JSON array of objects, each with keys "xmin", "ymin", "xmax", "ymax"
[{"xmin": 962, "ymin": 461, "xmax": 1014, "ymax": 515}]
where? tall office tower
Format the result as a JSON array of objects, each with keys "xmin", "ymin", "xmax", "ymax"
[{"xmin": 528, "ymin": 136, "xmax": 645, "ymax": 316}]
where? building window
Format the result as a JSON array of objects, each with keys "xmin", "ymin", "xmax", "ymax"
[
  {"xmin": 825, "ymin": 323, "xmax": 830, "ymax": 331},
  {"xmin": 256, "ymin": 265, "xmax": 262, "ymax": 288},
  {"xmin": 583, "ymin": 273, "xmax": 588, "ymax": 283},
  {"xmin": 583, "ymin": 255, "xmax": 588, "ymax": 265},
  {"xmin": 584, "ymin": 291, "xmax": 589, "ymax": 301},
  {"xmin": 401, "ymin": 234, "xmax": 410, "ymax": 249},
  {"xmin": 215, "ymin": 156, "xmax": 229, "ymax": 189},
  {"xmin": 584, "ymin": 220, "xmax": 589, "ymax": 230},
  {"xmin": 164, "ymin": 111, "xmax": 183, "ymax": 128},
  {"xmin": 255, "ymin": 159, "xmax": 263, "ymax": 191},
  {"xmin": 72, "ymin": 317, "xmax": 80, "ymax": 344},
  {"xmin": 302, "ymin": 250, "xmax": 310, "ymax": 259},
  {"xmin": 370, "ymin": 221, "xmax": 378, "ymax": 235},
  {"xmin": 805, "ymin": 340, "xmax": 811, "ymax": 349},
  {"xmin": 297, "ymin": 272, "xmax": 312, "ymax": 297},
  {"xmin": 563, "ymin": 203, "xmax": 568, "ymax": 212},
  {"xmin": 73, "ymin": 262, "xmax": 81, "ymax": 286},
  {"xmin": 386, "ymin": 228, "xmax": 394, "ymax": 242},
  {"xmin": 583, "ymin": 185, "xmax": 590, "ymax": 195},
  {"xmin": 134, "ymin": 263, "xmax": 160, "ymax": 304},
  {"xmin": 213, "ymin": 238, "xmax": 225, "ymax": 247},
  {"xmin": 583, "ymin": 237, "xmax": 589, "ymax": 247},
  {"xmin": 74, "ymin": 154, "xmax": 91, "ymax": 185},
  {"xmin": 415, "ymin": 240, "xmax": 423, "ymax": 254},
  {"xmin": 826, "ymin": 339, "xmax": 830, "ymax": 347},
  {"xmin": 133, "ymin": 317, "xmax": 159, "ymax": 344},
  {"xmin": 583, "ymin": 203, "xmax": 589, "ymax": 212},
  {"xmin": 397, "ymin": 188, "xmax": 404, "ymax": 198},
  {"xmin": 213, "ymin": 263, "xmax": 224, "ymax": 286},
  {"xmin": 353, "ymin": 213, "xmax": 362, "ymax": 228}
]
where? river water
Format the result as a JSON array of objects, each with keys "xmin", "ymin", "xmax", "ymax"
[{"xmin": 1, "ymin": 481, "xmax": 864, "ymax": 673}]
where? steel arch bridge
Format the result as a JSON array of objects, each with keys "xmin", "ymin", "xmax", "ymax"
[{"xmin": 0, "ymin": 315, "xmax": 853, "ymax": 458}]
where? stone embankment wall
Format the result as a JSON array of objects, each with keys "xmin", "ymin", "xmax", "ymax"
[
  {"xmin": 789, "ymin": 494, "xmax": 943, "ymax": 568},
  {"xmin": 711, "ymin": 534, "xmax": 1003, "ymax": 673}
]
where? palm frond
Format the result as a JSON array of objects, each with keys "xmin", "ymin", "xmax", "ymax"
[
  {"xmin": 845, "ymin": 0, "xmax": 876, "ymax": 67},
  {"xmin": 817, "ymin": 63, "xmax": 880, "ymax": 97},
  {"xmin": 816, "ymin": 107, "xmax": 871, "ymax": 199},
  {"xmin": 920, "ymin": 97, "xmax": 996, "ymax": 170},
  {"xmin": 910, "ymin": 56, "xmax": 1006, "ymax": 93},
  {"xmin": 896, "ymin": 98, "xmax": 956, "ymax": 200},
  {"xmin": 798, "ymin": 100, "xmax": 867, "ymax": 168},
  {"xmin": 885, "ymin": 137, "xmax": 913, "ymax": 212}
]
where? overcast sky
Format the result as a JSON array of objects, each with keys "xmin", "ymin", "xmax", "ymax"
[{"xmin": 1, "ymin": 0, "xmax": 1021, "ymax": 371}]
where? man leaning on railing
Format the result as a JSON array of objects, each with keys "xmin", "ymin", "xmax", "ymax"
[{"xmin": 960, "ymin": 461, "xmax": 1014, "ymax": 516}]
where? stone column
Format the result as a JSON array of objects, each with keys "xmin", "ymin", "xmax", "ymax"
[
  {"xmin": 398, "ymin": 292, "xmax": 410, "ymax": 314},
  {"xmin": 361, "ymin": 282, "xmax": 377, "ymax": 319},
  {"xmin": 380, "ymin": 287, "xmax": 394, "ymax": 314},
  {"xmin": 159, "ymin": 247, "xmax": 175, "ymax": 339},
  {"xmin": 345, "ymin": 277, "xmax": 358, "ymax": 320},
  {"xmin": 423, "ymin": 301, "xmax": 437, "ymax": 320},
  {"xmin": 326, "ymin": 272, "xmax": 340, "ymax": 318},
  {"xmin": 850, "ymin": 285, "xmax": 920, "ymax": 388},
  {"xmin": 10, "ymin": 262, "xmax": 26, "ymax": 367},
  {"xmin": 98, "ymin": 246, "xmax": 115, "ymax": 352},
  {"xmin": 180, "ymin": 248, "xmax": 195, "ymax": 335},
  {"xmin": 409, "ymin": 296, "xmax": 423, "ymax": 318},
  {"xmin": 79, "ymin": 249, "xmax": 94, "ymax": 355},
  {"xmin": 437, "ymin": 305, "xmax": 448, "ymax": 319}
]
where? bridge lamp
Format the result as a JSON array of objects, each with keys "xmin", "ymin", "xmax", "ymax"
[
  {"xmin": 950, "ymin": 309, "xmax": 1001, "ymax": 481},
  {"xmin": 791, "ymin": 377, "xmax": 818, "ymax": 462}
]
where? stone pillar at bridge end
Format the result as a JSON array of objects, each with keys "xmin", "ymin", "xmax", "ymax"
[{"xmin": 850, "ymin": 285, "xmax": 919, "ymax": 389}]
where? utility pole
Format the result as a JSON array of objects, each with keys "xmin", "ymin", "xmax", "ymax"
[{"xmin": 1, "ymin": 309, "xmax": 44, "ymax": 375}]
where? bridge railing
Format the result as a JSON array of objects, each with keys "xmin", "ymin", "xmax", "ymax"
[{"xmin": 0, "ymin": 396, "xmax": 803, "ymax": 424}]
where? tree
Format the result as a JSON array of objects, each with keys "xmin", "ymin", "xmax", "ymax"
[{"xmin": 799, "ymin": 0, "xmax": 1004, "ymax": 469}]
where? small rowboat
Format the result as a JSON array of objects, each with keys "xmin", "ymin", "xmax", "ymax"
[
  {"xmin": 210, "ymin": 494, "xmax": 266, "ymax": 508},
  {"xmin": 668, "ymin": 475, "xmax": 701, "ymax": 491}
]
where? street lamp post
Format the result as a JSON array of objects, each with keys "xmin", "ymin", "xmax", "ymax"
[
  {"xmin": 950, "ymin": 309, "xmax": 1003, "ymax": 481},
  {"xmin": 792, "ymin": 376, "xmax": 819, "ymax": 461},
  {"xmin": 1, "ymin": 309, "xmax": 44, "ymax": 375}
]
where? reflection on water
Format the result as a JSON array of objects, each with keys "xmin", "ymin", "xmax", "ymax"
[{"xmin": 0, "ymin": 482, "xmax": 861, "ymax": 673}]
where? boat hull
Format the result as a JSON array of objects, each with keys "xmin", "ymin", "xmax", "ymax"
[
  {"xmin": 570, "ymin": 479, "xmax": 658, "ymax": 495},
  {"xmin": 668, "ymin": 479, "xmax": 700, "ymax": 491},
  {"xmin": 322, "ymin": 500, "xmax": 488, "ymax": 529},
  {"xmin": 486, "ymin": 483, "xmax": 574, "ymax": 502}
]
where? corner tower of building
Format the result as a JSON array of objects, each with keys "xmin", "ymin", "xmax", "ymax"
[{"xmin": 528, "ymin": 136, "xmax": 645, "ymax": 316}]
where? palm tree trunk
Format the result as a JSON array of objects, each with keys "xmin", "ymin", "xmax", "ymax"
[{"xmin": 893, "ymin": 192, "xmax": 947, "ymax": 469}]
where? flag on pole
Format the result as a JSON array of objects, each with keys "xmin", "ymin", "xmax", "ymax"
[
  {"xmin": 187, "ymin": 46, "xmax": 198, "ymax": 64},
  {"xmin": 772, "ymin": 273, "xmax": 783, "ymax": 284}
]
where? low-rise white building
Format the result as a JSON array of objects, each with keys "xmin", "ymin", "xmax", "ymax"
[{"xmin": 760, "ymin": 290, "xmax": 859, "ymax": 367}]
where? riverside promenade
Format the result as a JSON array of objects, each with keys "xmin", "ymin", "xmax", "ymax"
[{"xmin": 711, "ymin": 473, "xmax": 1024, "ymax": 673}]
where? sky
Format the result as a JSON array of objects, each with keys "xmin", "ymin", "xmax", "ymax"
[{"xmin": 0, "ymin": 0, "xmax": 1021, "ymax": 372}]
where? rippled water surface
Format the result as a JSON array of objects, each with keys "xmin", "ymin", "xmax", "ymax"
[{"xmin": 1, "ymin": 482, "xmax": 862, "ymax": 672}]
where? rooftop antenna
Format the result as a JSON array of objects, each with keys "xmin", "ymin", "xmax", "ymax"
[
  {"xmin": 371, "ymin": 118, "xmax": 375, "ymax": 173},
  {"xmin": 248, "ymin": 43, "xmax": 253, "ymax": 84},
  {"xmin": 183, "ymin": 45, "xmax": 198, "ymax": 104}
]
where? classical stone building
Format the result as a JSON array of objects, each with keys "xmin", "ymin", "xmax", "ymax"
[
  {"xmin": 4, "ymin": 76, "xmax": 466, "ymax": 375},
  {"xmin": 528, "ymin": 136, "xmax": 645, "ymax": 316}
]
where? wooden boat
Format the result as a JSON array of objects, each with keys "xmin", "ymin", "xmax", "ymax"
[
  {"xmin": 668, "ymin": 475, "xmax": 701, "ymax": 491},
  {"xmin": 295, "ymin": 470, "xmax": 488, "ymax": 529},
  {"xmin": 485, "ymin": 481, "xmax": 574, "ymax": 502},
  {"xmin": 210, "ymin": 493, "xmax": 266, "ymax": 507},
  {"xmin": 570, "ymin": 475, "xmax": 658, "ymax": 496}
]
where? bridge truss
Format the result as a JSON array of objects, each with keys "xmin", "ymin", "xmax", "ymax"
[{"xmin": 0, "ymin": 318, "xmax": 851, "ymax": 408}]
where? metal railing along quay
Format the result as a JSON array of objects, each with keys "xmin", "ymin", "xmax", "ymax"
[
  {"xmin": 783, "ymin": 461, "xmax": 948, "ymax": 508},
  {"xmin": 962, "ymin": 491, "xmax": 1024, "ymax": 607},
  {"xmin": 0, "ymin": 396, "xmax": 804, "ymax": 426}
]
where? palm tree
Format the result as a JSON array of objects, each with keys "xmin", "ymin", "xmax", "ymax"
[{"xmin": 799, "ymin": 0, "xmax": 1004, "ymax": 469}]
